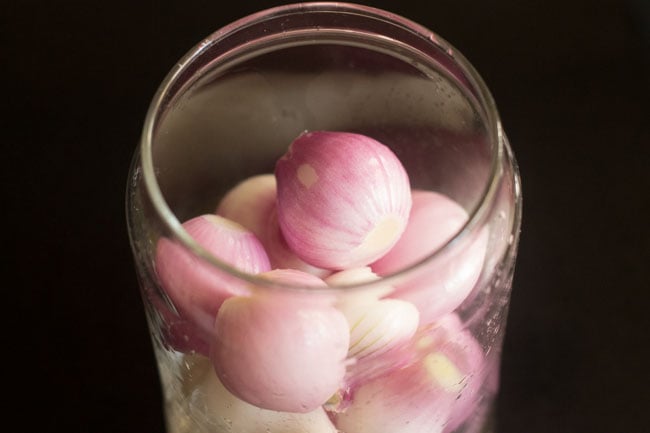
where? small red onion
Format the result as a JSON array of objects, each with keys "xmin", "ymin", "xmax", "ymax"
[
  {"xmin": 264, "ymin": 208, "xmax": 331, "ymax": 277},
  {"xmin": 332, "ymin": 314, "xmax": 484, "ymax": 433},
  {"xmin": 426, "ymin": 315, "xmax": 486, "ymax": 433},
  {"xmin": 211, "ymin": 269, "xmax": 350, "ymax": 413},
  {"xmin": 155, "ymin": 214, "xmax": 271, "ymax": 337},
  {"xmin": 217, "ymin": 174, "xmax": 330, "ymax": 277},
  {"xmin": 275, "ymin": 131, "xmax": 411, "ymax": 270},
  {"xmin": 146, "ymin": 283, "xmax": 210, "ymax": 356},
  {"xmin": 325, "ymin": 267, "xmax": 418, "ymax": 360},
  {"xmin": 216, "ymin": 174, "xmax": 276, "ymax": 240},
  {"xmin": 372, "ymin": 190, "xmax": 488, "ymax": 323},
  {"xmin": 183, "ymin": 355, "xmax": 339, "ymax": 433}
]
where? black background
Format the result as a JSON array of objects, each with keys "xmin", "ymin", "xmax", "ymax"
[{"xmin": 6, "ymin": 0, "xmax": 649, "ymax": 432}]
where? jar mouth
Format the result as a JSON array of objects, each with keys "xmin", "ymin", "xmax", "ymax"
[{"xmin": 139, "ymin": 2, "xmax": 504, "ymax": 292}]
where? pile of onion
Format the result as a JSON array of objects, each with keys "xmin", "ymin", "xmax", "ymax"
[{"xmin": 154, "ymin": 130, "xmax": 488, "ymax": 431}]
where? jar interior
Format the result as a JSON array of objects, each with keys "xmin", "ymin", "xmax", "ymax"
[{"xmin": 151, "ymin": 34, "xmax": 493, "ymax": 226}]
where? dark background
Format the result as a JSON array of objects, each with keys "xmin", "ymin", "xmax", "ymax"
[{"xmin": 6, "ymin": 0, "xmax": 649, "ymax": 432}]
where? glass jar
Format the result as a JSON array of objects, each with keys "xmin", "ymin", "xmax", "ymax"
[{"xmin": 126, "ymin": 3, "xmax": 522, "ymax": 433}]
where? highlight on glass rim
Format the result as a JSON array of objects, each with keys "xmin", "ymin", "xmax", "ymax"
[{"xmin": 126, "ymin": 3, "xmax": 522, "ymax": 433}]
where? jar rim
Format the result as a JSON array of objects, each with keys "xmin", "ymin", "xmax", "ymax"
[{"xmin": 138, "ymin": 2, "xmax": 506, "ymax": 292}]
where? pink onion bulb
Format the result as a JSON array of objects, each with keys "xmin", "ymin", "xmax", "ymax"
[
  {"xmin": 216, "ymin": 174, "xmax": 276, "ymax": 240},
  {"xmin": 332, "ymin": 314, "xmax": 484, "ymax": 433},
  {"xmin": 264, "ymin": 208, "xmax": 331, "ymax": 277},
  {"xmin": 183, "ymin": 355, "xmax": 339, "ymax": 433},
  {"xmin": 333, "ymin": 358, "xmax": 456, "ymax": 433},
  {"xmin": 216, "ymin": 174, "xmax": 330, "ymax": 277},
  {"xmin": 145, "ymin": 283, "xmax": 210, "ymax": 356},
  {"xmin": 155, "ymin": 215, "xmax": 271, "ymax": 338},
  {"xmin": 425, "ymin": 315, "xmax": 486, "ymax": 433},
  {"xmin": 211, "ymin": 269, "xmax": 350, "ymax": 413},
  {"xmin": 371, "ymin": 190, "xmax": 488, "ymax": 323},
  {"xmin": 275, "ymin": 131, "xmax": 412, "ymax": 270},
  {"xmin": 325, "ymin": 266, "xmax": 393, "ymax": 299},
  {"xmin": 325, "ymin": 267, "xmax": 418, "ymax": 360}
]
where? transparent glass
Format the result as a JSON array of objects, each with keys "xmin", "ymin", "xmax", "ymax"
[{"xmin": 126, "ymin": 3, "xmax": 522, "ymax": 433}]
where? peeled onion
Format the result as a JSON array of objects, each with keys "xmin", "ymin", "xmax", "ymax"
[
  {"xmin": 275, "ymin": 131, "xmax": 411, "ymax": 270},
  {"xmin": 211, "ymin": 269, "xmax": 350, "ymax": 413},
  {"xmin": 333, "ymin": 314, "xmax": 484, "ymax": 433},
  {"xmin": 180, "ymin": 355, "xmax": 339, "ymax": 433},
  {"xmin": 217, "ymin": 174, "xmax": 330, "ymax": 277},
  {"xmin": 155, "ymin": 214, "xmax": 271, "ymax": 337},
  {"xmin": 264, "ymin": 208, "xmax": 331, "ymax": 277},
  {"xmin": 146, "ymin": 284, "xmax": 210, "ymax": 356},
  {"xmin": 215, "ymin": 174, "xmax": 277, "ymax": 239},
  {"xmin": 325, "ymin": 267, "xmax": 418, "ymax": 360},
  {"xmin": 372, "ymin": 190, "xmax": 488, "ymax": 323}
]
